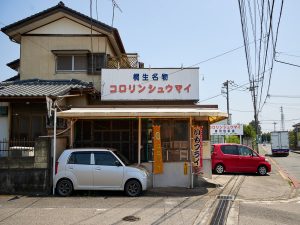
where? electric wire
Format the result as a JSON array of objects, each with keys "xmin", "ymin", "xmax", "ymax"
[
  {"xmin": 258, "ymin": 0, "xmax": 275, "ymax": 110},
  {"xmin": 259, "ymin": 0, "xmax": 285, "ymax": 112}
]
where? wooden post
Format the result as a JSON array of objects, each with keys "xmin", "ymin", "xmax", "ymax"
[
  {"xmin": 138, "ymin": 117, "xmax": 141, "ymax": 165},
  {"xmin": 70, "ymin": 119, "xmax": 74, "ymax": 148},
  {"xmin": 189, "ymin": 117, "xmax": 194, "ymax": 188}
]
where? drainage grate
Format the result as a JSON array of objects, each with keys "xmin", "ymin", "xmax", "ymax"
[
  {"xmin": 217, "ymin": 195, "xmax": 234, "ymax": 201},
  {"xmin": 122, "ymin": 216, "xmax": 140, "ymax": 222},
  {"xmin": 210, "ymin": 195, "xmax": 234, "ymax": 225}
]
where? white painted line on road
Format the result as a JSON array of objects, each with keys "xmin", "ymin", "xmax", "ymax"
[
  {"xmin": 239, "ymin": 196, "xmax": 300, "ymax": 204},
  {"xmin": 96, "ymin": 208, "xmax": 107, "ymax": 211},
  {"xmin": 164, "ymin": 201, "xmax": 177, "ymax": 205}
]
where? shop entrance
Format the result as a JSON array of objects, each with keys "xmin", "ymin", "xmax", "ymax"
[{"xmin": 74, "ymin": 119, "xmax": 151, "ymax": 163}]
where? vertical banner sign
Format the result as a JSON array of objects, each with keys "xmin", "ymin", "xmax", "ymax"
[
  {"xmin": 153, "ymin": 125, "xmax": 163, "ymax": 174},
  {"xmin": 192, "ymin": 126, "xmax": 203, "ymax": 175}
]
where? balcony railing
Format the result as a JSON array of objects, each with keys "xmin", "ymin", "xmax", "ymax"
[{"xmin": 107, "ymin": 53, "xmax": 144, "ymax": 69}]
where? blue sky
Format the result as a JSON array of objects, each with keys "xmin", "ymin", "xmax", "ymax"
[{"xmin": 0, "ymin": 0, "xmax": 299, "ymax": 132}]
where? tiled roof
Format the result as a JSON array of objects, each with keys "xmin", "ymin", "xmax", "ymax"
[
  {"xmin": 1, "ymin": 2, "xmax": 113, "ymax": 33},
  {"xmin": 0, "ymin": 79, "xmax": 93, "ymax": 97},
  {"xmin": 1, "ymin": 2, "xmax": 125, "ymax": 53}
]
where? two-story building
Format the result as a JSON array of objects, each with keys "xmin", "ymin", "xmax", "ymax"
[{"xmin": 0, "ymin": 2, "xmax": 227, "ymax": 193}]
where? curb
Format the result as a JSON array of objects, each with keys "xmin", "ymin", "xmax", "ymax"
[
  {"xmin": 268, "ymin": 156, "xmax": 300, "ymax": 189},
  {"xmin": 261, "ymin": 146, "xmax": 300, "ymax": 189}
]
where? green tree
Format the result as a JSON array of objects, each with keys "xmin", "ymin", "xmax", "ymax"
[
  {"xmin": 249, "ymin": 120, "xmax": 261, "ymax": 135},
  {"xmin": 243, "ymin": 124, "xmax": 256, "ymax": 139},
  {"xmin": 225, "ymin": 135, "xmax": 240, "ymax": 144},
  {"xmin": 289, "ymin": 130, "xmax": 296, "ymax": 149},
  {"xmin": 243, "ymin": 124, "xmax": 256, "ymax": 149},
  {"xmin": 261, "ymin": 132, "xmax": 271, "ymax": 143}
]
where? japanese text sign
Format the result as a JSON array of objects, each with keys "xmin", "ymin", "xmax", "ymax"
[
  {"xmin": 192, "ymin": 126, "xmax": 203, "ymax": 175},
  {"xmin": 153, "ymin": 125, "xmax": 163, "ymax": 174},
  {"xmin": 101, "ymin": 68, "xmax": 199, "ymax": 100},
  {"xmin": 210, "ymin": 124, "xmax": 244, "ymax": 136}
]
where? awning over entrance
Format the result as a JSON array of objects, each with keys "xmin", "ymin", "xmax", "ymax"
[{"xmin": 57, "ymin": 107, "xmax": 227, "ymax": 123}]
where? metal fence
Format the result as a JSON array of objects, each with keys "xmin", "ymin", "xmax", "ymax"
[{"xmin": 0, "ymin": 139, "xmax": 35, "ymax": 158}]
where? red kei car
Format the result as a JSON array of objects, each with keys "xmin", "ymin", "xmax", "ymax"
[{"xmin": 211, "ymin": 144, "xmax": 271, "ymax": 176}]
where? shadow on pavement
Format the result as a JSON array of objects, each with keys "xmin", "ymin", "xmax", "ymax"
[
  {"xmin": 265, "ymin": 153, "xmax": 289, "ymax": 157},
  {"xmin": 290, "ymin": 150, "xmax": 300, "ymax": 155},
  {"xmin": 214, "ymin": 172, "xmax": 270, "ymax": 177}
]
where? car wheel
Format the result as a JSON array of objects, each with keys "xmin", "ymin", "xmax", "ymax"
[
  {"xmin": 56, "ymin": 179, "xmax": 73, "ymax": 196},
  {"xmin": 215, "ymin": 164, "xmax": 224, "ymax": 174},
  {"xmin": 125, "ymin": 179, "xmax": 142, "ymax": 197},
  {"xmin": 258, "ymin": 166, "xmax": 267, "ymax": 176}
]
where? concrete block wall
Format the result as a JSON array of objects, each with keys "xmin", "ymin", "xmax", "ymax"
[{"xmin": 0, "ymin": 138, "xmax": 51, "ymax": 194}]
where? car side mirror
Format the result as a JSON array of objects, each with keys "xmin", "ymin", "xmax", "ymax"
[{"xmin": 115, "ymin": 161, "xmax": 122, "ymax": 167}]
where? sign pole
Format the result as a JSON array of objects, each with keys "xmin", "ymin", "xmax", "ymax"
[
  {"xmin": 52, "ymin": 107, "xmax": 57, "ymax": 195},
  {"xmin": 138, "ymin": 117, "xmax": 141, "ymax": 165},
  {"xmin": 189, "ymin": 117, "xmax": 193, "ymax": 189}
]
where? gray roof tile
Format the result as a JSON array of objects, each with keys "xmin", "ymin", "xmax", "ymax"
[{"xmin": 0, "ymin": 79, "xmax": 93, "ymax": 97}]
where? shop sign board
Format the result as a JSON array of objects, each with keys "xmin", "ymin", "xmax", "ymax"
[
  {"xmin": 192, "ymin": 126, "xmax": 203, "ymax": 175},
  {"xmin": 210, "ymin": 124, "xmax": 244, "ymax": 136},
  {"xmin": 153, "ymin": 125, "xmax": 163, "ymax": 174},
  {"xmin": 101, "ymin": 68, "xmax": 199, "ymax": 100}
]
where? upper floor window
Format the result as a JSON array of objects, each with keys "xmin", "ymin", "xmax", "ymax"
[
  {"xmin": 56, "ymin": 55, "xmax": 87, "ymax": 72},
  {"xmin": 53, "ymin": 50, "xmax": 107, "ymax": 74}
]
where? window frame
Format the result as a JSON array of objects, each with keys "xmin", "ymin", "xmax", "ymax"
[
  {"xmin": 93, "ymin": 151, "xmax": 120, "ymax": 166},
  {"xmin": 56, "ymin": 54, "xmax": 88, "ymax": 72},
  {"xmin": 220, "ymin": 145, "xmax": 239, "ymax": 155},
  {"xmin": 239, "ymin": 146, "xmax": 254, "ymax": 156},
  {"xmin": 67, "ymin": 151, "xmax": 92, "ymax": 165}
]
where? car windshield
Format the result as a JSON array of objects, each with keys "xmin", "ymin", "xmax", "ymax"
[{"xmin": 114, "ymin": 151, "xmax": 131, "ymax": 166}]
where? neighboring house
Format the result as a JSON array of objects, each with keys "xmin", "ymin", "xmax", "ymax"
[{"xmin": 0, "ymin": 2, "xmax": 227, "ymax": 193}]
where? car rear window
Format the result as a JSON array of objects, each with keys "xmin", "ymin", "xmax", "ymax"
[
  {"xmin": 220, "ymin": 145, "xmax": 239, "ymax": 155},
  {"xmin": 68, "ymin": 152, "xmax": 91, "ymax": 165}
]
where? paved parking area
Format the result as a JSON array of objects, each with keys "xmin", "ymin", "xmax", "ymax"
[{"xmin": 0, "ymin": 191, "xmax": 214, "ymax": 225}]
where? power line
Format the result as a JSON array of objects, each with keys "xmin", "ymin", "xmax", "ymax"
[
  {"xmin": 199, "ymin": 81, "xmax": 250, "ymax": 103},
  {"xmin": 111, "ymin": 0, "xmax": 122, "ymax": 27},
  {"xmin": 274, "ymin": 58, "xmax": 300, "ymax": 68},
  {"xmin": 258, "ymin": 0, "xmax": 275, "ymax": 110},
  {"xmin": 269, "ymin": 94, "xmax": 300, "ymax": 98},
  {"xmin": 230, "ymin": 108, "xmax": 254, "ymax": 112},
  {"xmin": 276, "ymin": 52, "xmax": 300, "ymax": 58},
  {"xmin": 266, "ymin": 102, "xmax": 300, "ymax": 105},
  {"xmin": 260, "ymin": 118, "xmax": 300, "ymax": 122},
  {"xmin": 259, "ymin": 0, "xmax": 285, "ymax": 113}
]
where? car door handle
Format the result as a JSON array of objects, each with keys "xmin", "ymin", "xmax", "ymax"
[
  {"xmin": 67, "ymin": 166, "xmax": 74, "ymax": 169},
  {"xmin": 95, "ymin": 167, "xmax": 101, "ymax": 171}
]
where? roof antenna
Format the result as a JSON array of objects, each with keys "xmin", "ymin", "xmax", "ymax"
[{"xmin": 111, "ymin": 0, "xmax": 122, "ymax": 27}]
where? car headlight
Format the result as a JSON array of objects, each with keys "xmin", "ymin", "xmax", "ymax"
[
  {"xmin": 265, "ymin": 158, "xmax": 269, "ymax": 162},
  {"xmin": 141, "ymin": 170, "xmax": 148, "ymax": 177}
]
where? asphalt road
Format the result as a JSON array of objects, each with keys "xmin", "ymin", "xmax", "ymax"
[
  {"xmin": 261, "ymin": 144, "xmax": 300, "ymax": 185},
  {"xmin": 238, "ymin": 199, "xmax": 300, "ymax": 225},
  {"xmin": 0, "ymin": 191, "xmax": 214, "ymax": 225}
]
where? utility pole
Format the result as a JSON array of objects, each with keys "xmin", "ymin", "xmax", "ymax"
[
  {"xmin": 280, "ymin": 106, "xmax": 285, "ymax": 131},
  {"xmin": 273, "ymin": 122, "xmax": 277, "ymax": 131},
  {"xmin": 222, "ymin": 80, "xmax": 231, "ymax": 125},
  {"xmin": 250, "ymin": 79, "xmax": 259, "ymax": 153}
]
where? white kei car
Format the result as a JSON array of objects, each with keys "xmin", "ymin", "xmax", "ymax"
[{"xmin": 54, "ymin": 148, "xmax": 150, "ymax": 197}]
